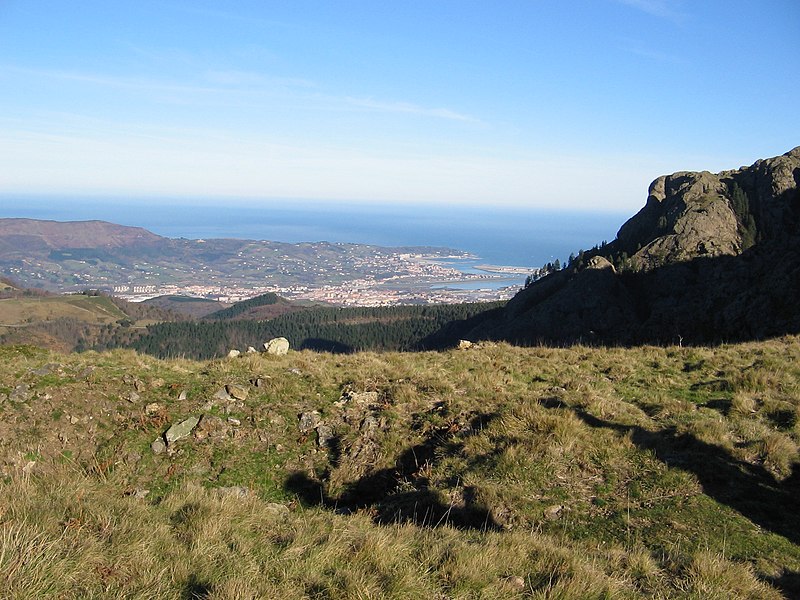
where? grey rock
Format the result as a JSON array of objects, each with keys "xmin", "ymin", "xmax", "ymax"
[
  {"xmin": 298, "ymin": 411, "xmax": 322, "ymax": 433},
  {"xmin": 264, "ymin": 337, "xmax": 290, "ymax": 355},
  {"xmin": 31, "ymin": 363, "xmax": 61, "ymax": 376},
  {"xmin": 339, "ymin": 390, "xmax": 379, "ymax": 406},
  {"xmin": 457, "ymin": 339, "xmax": 473, "ymax": 349},
  {"xmin": 151, "ymin": 438, "xmax": 166, "ymax": 454},
  {"xmin": 246, "ymin": 346, "xmax": 257, "ymax": 354},
  {"xmin": 165, "ymin": 415, "xmax": 201, "ymax": 445},
  {"xmin": 544, "ymin": 504, "xmax": 563, "ymax": 520},
  {"xmin": 133, "ymin": 378, "xmax": 146, "ymax": 393},
  {"xmin": 214, "ymin": 486, "xmax": 252, "ymax": 499},
  {"xmin": 316, "ymin": 423, "xmax": 334, "ymax": 448},
  {"xmin": 178, "ymin": 390, "xmax": 187, "ymax": 401},
  {"xmin": 213, "ymin": 387, "xmax": 233, "ymax": 402},
  {"xmin": 126, "ymin": 391, "xmax": 141, "ymax": 403},
  {"xmin": 227, "ymin": 349, "xmax": 241, "ymax": 358},
  {"xmin": 9, "ymin": 384, "xmax": 30, "ymax": 402}
]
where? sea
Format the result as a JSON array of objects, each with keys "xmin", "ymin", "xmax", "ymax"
[{"xmin": 2, "ymin": 196, "xmax": 629, "ymax": 289}]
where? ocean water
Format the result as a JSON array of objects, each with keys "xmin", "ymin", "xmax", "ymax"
[{"xmin": 2, "ymin": 196, "xmax": 628, "ymax": 270}]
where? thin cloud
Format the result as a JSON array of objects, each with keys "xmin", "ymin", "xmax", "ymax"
[
  {"xmin": 616, "ymin": 0, "xmax": 687, "ymax": 22},
  {"xmin": 344, "ymin": 97, "xmax": 480, "ymax": 123}
]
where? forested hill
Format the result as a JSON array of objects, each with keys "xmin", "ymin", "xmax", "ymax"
[{"xmin": 98, "ymin": 301, "xmax": 504, "ymax": 359}]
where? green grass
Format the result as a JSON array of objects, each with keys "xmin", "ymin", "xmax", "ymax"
[{"xmin": 0, "ymin": 338, "xmax": 798, "ymax": 597}]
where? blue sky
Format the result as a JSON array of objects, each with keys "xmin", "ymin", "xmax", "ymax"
[{"xmin": 0, "ymin": 0, "xmax": 798, "ymax": 212}]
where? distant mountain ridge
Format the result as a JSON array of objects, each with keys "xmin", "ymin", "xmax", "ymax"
[
  {"xmin": 432, "ymin": 147, "xmax": 800, "ymax": 346},
  {"xmin": 0, "ymin": 218, "xmax": 163, "ymax": 251}
]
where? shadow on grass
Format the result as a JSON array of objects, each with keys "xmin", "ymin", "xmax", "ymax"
[
  {"xmin": 569, "ymin": 408, "xmax": 800, "ymax": 547},
  {"xmin": 285, "ymin": 413, "xmax": 501, "ymax": 531}
]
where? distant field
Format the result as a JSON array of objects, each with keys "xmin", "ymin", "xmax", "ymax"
[{"xmin": 0, "ymin": 294, "xmax": 129, "ymax": 330}]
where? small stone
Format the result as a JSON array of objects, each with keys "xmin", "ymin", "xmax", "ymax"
[
  {"xmin": 264, "ymin": 503, "xmax": 290, "ymax": 517},
  {"xmin": 150, "ymin": 378, "xmax": 165, "ymax": 389},
  {"xmin": 506, "ymin": 576, "xmax": 526, "ymax": 591},
  {"xmin": 10, "ymin": 384, "xmax": 31, "ymax": 403},
  {"xmin": 339, "ymin": 390, "xmax": 379, "ymax": 406},
  {"xmin": 227, "ymin": 417, "xmax": 241, "ymax": 426},
  {"xmin": 316, "ymin": 423, "xmax": 334, "ymax": 448},
  {"xmin": 246, "ymin": 346, "xmax": 257, "ymax": 354},
  {"xmin": 288, "ymin": 368, "xmax": 302, "ymax": 375},
  {"xmin": 264, "ymin": 337, "xmax": 290, "ymax": 355},
  {"xmin": 22, "ymin": 461, "xmax": 36, "ymax": 475},
  {"xmin": 69, "ymin": 415, "xmax": 79, "ymax": 425},
  {"xmin": 227, "ymin": 349, "xmax": 241, "ymax": 358},
  {"xmin": 298, "ymin": 411, "xmax": 322, "ymax": 433},
  {"xmin": 145, "ymin": 402, "xmax": 164, "ymax": 416},
  {"xmin": 126, "ymin": 391, "xmax": 141, "ymax": 403},
  {"xmin": 458, "ymin": 339, "xmax": 473, "ymax": 349},
  {"xmin": 133, "ymin": 379, "xmax": 146, "ymax": 392},
  {"xmin": 151, "ymin": 438, "xmax": 166, "ymax": 454},
  {"xmin": 251, "ymin": 376, "xmax": 271, "ymax": 388},
  {"xmin": 213, "ymin": 387, "xmax": 233, "ymax": 402},
  {"xmin": 215, "ymin": 486, "xmax": 251, "ymax": 499},
  {"xmin": 132, "ymin": 488, "xmax": 150, "ymax": 499},
  {"xmin": 226, "ymin": 384, "xmax": 249, "ymax": 401},
  {"xmin": 544, "ymin": 504, "xmax": 563, "ymax": 520},
  {"xmin": 178, "ymin": 390, "xmax": 188, "ymax": 401},
  {"xmin": 165, "ymin": 415, "xmax": 202, "ymax": 445}
]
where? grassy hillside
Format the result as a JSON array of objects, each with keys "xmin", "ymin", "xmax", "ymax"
[
  {"xmin": 0, "ymin": 294, "xmax": 129, "ymax": 330},
  {"xmin": 1, "ymin": 338, "xmax": 798, "ymax": 598}
]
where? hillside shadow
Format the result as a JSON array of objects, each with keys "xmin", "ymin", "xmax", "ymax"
[
  {"xmin": 285, "ymin": 413, "xmax": 501, "ymax": 530},
  {"xmin": 569, "ymin": 407, "xmax": 800, "ymax": 545},
  {"xmin": 299, "ymin": 338, "xmax": 354, "ymax": 354},
  {"xmin": 424, "ymin": 215, "xmax": 800, "ymax": 348}
]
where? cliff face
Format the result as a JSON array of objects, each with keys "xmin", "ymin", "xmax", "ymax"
[{"xmin": 444, "ymin": 147, "xmax": 800, "ymax": 346}]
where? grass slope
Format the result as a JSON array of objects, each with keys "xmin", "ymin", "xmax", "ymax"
[
  {"xmin": 1, "ymin": 338, "xmax": 799, "ymax": 598},
  {"xmin": 0, "ymin": 294, "xmax": 128, "ymax": 329}
]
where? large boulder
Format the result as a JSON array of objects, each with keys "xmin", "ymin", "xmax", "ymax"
[{"xmin": 264, "ymin": 337, "xmax": 290, "ymax": 355}]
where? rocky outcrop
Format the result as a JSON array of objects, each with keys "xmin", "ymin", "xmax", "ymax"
[{"xmin": 440, "ymin": 147, "xmax": 800, "ymax": 346}]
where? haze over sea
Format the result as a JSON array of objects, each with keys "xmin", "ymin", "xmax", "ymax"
[{"xmin": 6, "ymin": 196, "xmax": 626, "ymax": 270}]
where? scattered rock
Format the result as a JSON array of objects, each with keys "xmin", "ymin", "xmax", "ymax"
[
  {"xmin": 145, "ymin": 402, "xmax": 164, "ymax": 416},
  {"xmin": 151, "ymin": 438, "xmax": 166, "ymax": 454},
  {"xmin": 264, "ymin": 503, "xmax": 291, "ymax": 517},
  {"xmin": 264, "ymin": 337, "xmax": 290, "ymax": 355},
  {"xmin": 165, "ymin": 415, "xmax": 202, "ymax": 445},
  {"xmin": 10, "ymin": 384, "xmax": 31, "ymax": 403},
  {"xmin": 194, "ymin": 415, "xmax": 229, "ymax": 441},
  {"xmin": 288, "ymin": 368, "xmax": 302, "ymax": 375},
  {"xmin": 251, "ymin": 376, "xmax": 271, "ymax": 388},
  {"xmin": 213, "ymin": 387, "xmax": 233, "ymax": 402},
  {"xmin": 226, "ymin": 384, "xmax": 249, "ymax": 401},
  {"xmin": 458, "ymin": 339, "xmax": 473, "ymax": 349},
  {"xmin": 150, "ymin": 378, "xmax": 165, "ymax": 389},
  {"xmin": 22, "ymin": 461, "xmax": 36, "ymax": 475},
  {"xmin": 338, "ymin": 390, "xmax": 379, "ymax": 407},
  {"xmin": 246, "ymin": 346, "xmax": 257, "ymax": 354},
  {"xmin": 505, "ymin": 576, "xmax": 526, "ymax": 591},
  {"xmin": 227, "ymin": 417, "xmax": 241, "ymax": 426},
  {"xmin": 227, "ymin": 349, "xmax": 241, "ymax": 358},
  {"xmin": 31, "ymin": 363, "xmax": 61, "ymax": 376},
  {"xmin": 298, "ymin": 411, "xmax": 322, "ymax": 433},
  {"xmin": 316, "ymin": 423, "xmax": 334, "ymax": 448},
  {"xmin": 133, "ymin": 378, "xmax": 146, "ymax": 393},
  {"xmin": 178, "ymin": 390, "xmax": 187, "ymax": 401},
  {"xmin": 126, "ymin": 391, "xmax": 141, "ymax": 403},
  {"xmin": 544, "ymin": 504, "xmax": 563, "ymax": 520},
  {"xmin": 214, "ymin": 486, "xmax": 252, "ymax": 499},
  {"xmin": 131, "ymin": 488, "xmax": 150, "ymax": 499}
]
